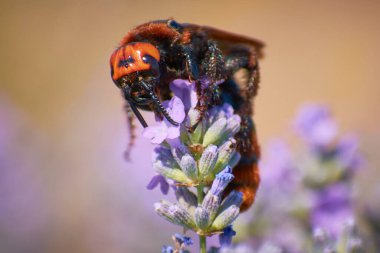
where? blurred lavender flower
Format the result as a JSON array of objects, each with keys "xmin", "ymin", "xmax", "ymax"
[
  {"xmin": 162, "ymin": 245, "xmax": 174, "ymax": 253},
  {"xmin": 336, "ymin": 134, "xmax": 363, "ymax": 173},
  {"xmin": 259, "ymin": 139, "xmax": 300, "ymax": 193},
  {"xmin": 312, "ymin": 219, "xmax": 364, "ymax": 253},
  {"xmin": 311, "ymin": 183, "xmax": 353, "ymax": 238},
  {"xmin": 234, "ymin": 103, "xmax": 367, "ymax": 253},
  {"xmin": 173, "ymin": 233, "xmax": 193, "ymax": 247},
  {"xmin": 161, "ymin": 233, "xmax": 193, "ymax": 253},
  {"xmin": 161, "ymin": 234, "xmax": 193, "ymax": 253},
  {"xmin": 293, "ymin": 104, "xmax": 338, "ymax": 150},
  {"xmin": 0, "ymin": 96, "xmax": 51, "ymax": 253},
  {"xmin": 218, "ymin": 242, "xmax": 283, "ymax": 253}
]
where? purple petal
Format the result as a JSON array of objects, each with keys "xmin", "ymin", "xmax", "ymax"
[
  {"xmin": 147, "ymin": 174, "xmax": 170, "ymax": 195},
  {"xmin": 170, "ymin": 79, "xmax": 197, "ymax": 110},
  {"xmin": 160, "ymin": 178, "xmax": 170, "ymax": 195},
  {"xmin": 167, "ymin": 96, "xmax": 185, "ymax": 123},
  {"xmin": 166, "ymin": 125, "xmax": 180, "ymax": 139},
  {"xmin": 146, "ymin": 175, "xmax": 161, "ymax": 190},
  {"xmin": 221, "ymin": 103, "xmax": 234, "ymax": 118},
  {"xmin": 219, "ymin": 226, "xmax": 236, "ymax": 246},
  {"xmin": 173, "ymin": 233, "xmax": 193, "ymax": 246},
  {"xmin": 142, "ymin": 123, "xmax": 168, "ymax": 144}
]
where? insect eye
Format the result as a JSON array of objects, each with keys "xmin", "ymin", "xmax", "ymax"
[
  {"xmin": 142, "ymin": 54, "xmax": 160, "ymax": 76},
  {"xmin": 142, "ymin": 54, "xmax": 157, "ymax": 64}
]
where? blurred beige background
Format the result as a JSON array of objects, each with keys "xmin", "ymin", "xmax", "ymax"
[{"xmin": 1, "ymin": 0, "xmax": 379, "ymax": 252}]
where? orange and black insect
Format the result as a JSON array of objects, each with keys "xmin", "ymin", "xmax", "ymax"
[{"xmin": 110, "ymin": 19, "xmax": 264, "ymax": 211}]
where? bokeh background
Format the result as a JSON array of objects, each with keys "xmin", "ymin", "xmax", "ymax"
[{"xmin": 1, "ymin": 0, "xmax": 379, "ymax": 252}]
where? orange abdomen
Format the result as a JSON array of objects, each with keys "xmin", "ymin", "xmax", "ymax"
[{"xmin": 226, "ymin": 125, "xmax": 260, "ymax": 212}]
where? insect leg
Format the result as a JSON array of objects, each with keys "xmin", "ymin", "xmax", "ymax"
[
  {"xmin": 191, "ymin": 41, "xmax": 226, "ymax": 126},
  {"xmin": 123, "ymin": 103, "xmax": 137, "ymax": 161},
  {"xmin": 181, "ymin": 45, "xmax": 199, "ymax": 81},
  {"xmin": 201, "ymin": 40, "xmax": 226, "ymax": 104}
]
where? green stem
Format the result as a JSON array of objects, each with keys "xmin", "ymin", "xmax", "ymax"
[{"xmin": 197, "ymin": 185, "xmax": 207, "ymax": 253}]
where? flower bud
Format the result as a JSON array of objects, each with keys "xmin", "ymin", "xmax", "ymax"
[
  {"xmin": 175, "ymin": 187, "xmax": 197, "ymax": 213},
  {"xmin": 194, "ymin": 207, "xmax": 210, "ymax": 230},
  {"xmin": 225, "ymin": 115, "xmax": 241, "ymax": 138},
  {"xmin": 154, "ymin": 161, "xmax": 192, "ymax": 184},
  {"xmin": 203, "ymin": 118, "xmax": 227, "ymax": 146},
  {"xmin": 153, "ymin": 146, "xmax": 175, "ymax": 165},
  {"xmin": 202, "ymin": 193, "xmax": 220, "ymax": 222},
  {"xmin": 213, "ymin": 138, "xmax": 237, "ymax": 174},
  {"xmin": 199, "ymin": 145, "xmax": 218, "ymax": 177},
  {"xmin": 179, "ymin": 154, "xmax": 198, "ymax": 180},
  {"xmin": 211, "ymin": 205, "xmax": 240, "ymax": 231},
  {"xmin": 186, "ymin": 108, "xmax": 204, "ymax": 144},
  {"xmin": 171, "ymin": 144, "xmax": 190, "ymax": 165},
  {"xmin": 218, "ymin": 191, "xmax": 243, "ymax": 214},
  {"xmin": 154, "ymin": 201, "xmax": 196, "ymax": 229},
  {"xmin": 228, "ymin": 152, "xmax": 241, "ymax": 168}
]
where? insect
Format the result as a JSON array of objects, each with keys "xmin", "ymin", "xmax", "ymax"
[{"xmin": 110, "ymin": 19, "xmax": 264, "ymax": 211}]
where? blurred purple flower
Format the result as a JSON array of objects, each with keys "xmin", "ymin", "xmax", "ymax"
[
  {"xmin": 170, "ymin": 79, "xmax": 197, "ymax": 111},
  {"xmin": 147, "ymin": 174, "xmax": 170, "ymax": 195},
  {"xmin": 311, "ymin": 183, "xmax": 353, "ymax": 237},
  {"xmin": 142, "ymin": 96, "xmax": 185, "ymax": 144},
  {"xmin": 162, "ymin": 245, "xmax": 174, "ymax": 253},
  {"xmin": 173, "ymin": 233, "xmax": 193, "ymax": 247},
  {"xmin": 219, "ymin": 226, "xmax": 236, "ymax": 246},
  {"xmin": 260, "ymin": 139, "xmax": 299, "ymax": 192},
  {"xmin": 293, "ymin": 104, "xmax": 338, "ymax": 149},
  {"xmin": 336, "ymin": 134, "xmax": 363, "ymax": 172}
]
